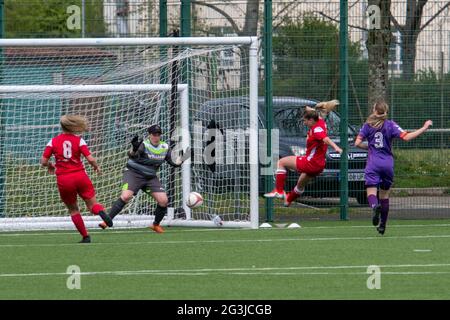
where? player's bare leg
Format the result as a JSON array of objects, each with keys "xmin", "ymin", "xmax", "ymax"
[
  {"xmin": 264, "ymin": 156, "xmax": 297, "ymax": 199},
  {"xmin": 84, "ymin": 196, "xmax": 112, "ymax": 228},
  {"xmin": 149, "ymin": 192, "xmax": 168, "ymax": 233},
  {"xmin": 284, "ymin": 173, "xmax": 313, "ymax": 207},
  {"xmin": 67, "ymin": 203, "xmax": 90, "ymax": 243},
  {"xmin": 99, "ymin": 190, "xmax": 133, "ymax": 229}
]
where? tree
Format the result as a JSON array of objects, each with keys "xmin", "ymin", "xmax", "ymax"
[
  {"xmin": 5, "ymin": 0, "xmax": 104, "ymax": 38},
  {"xmin": 191, "ymin": 0, "xmax": 260, "ymax": 89},
  {"xmin": 272, "ymin": 16, "xmax": 366, "ymax": 114},
  {"xmin": 192, "ymin": 0, "xmax": 260, "ymax": 37},
  {"xmin": 366, "ymin": 0, "xmax": 392, "ymax": 111},
  {"xmin": 319, "ymin": 1, "xmax": 449, "ymax": 112},
  {"xmin": 241, "ymin": 0, "xmax": 259, "ymax": 36},
  {"xmin": 366, "ymin": 0, "xmax": 450, "ymax": 108},
  {"xmin": 85, "ymin": 0, "xmax": 106, "ymax": 37},
  {"xmin": 390, "ymin": 1, "xmax": 450, "ymax": 80},
  {"xmin": 273, "ymin": 16, "xmax": 342, "ymax": 98}
]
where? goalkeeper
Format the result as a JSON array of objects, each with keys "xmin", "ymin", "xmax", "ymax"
[{"xmin": 99, "ymin": 124, "xmax": 186, "ymax": 233}]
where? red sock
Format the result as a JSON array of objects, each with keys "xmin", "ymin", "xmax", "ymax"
[
  {"xmin": 90, "ymin": 203, "xmax": 105, "ymax": 215},
  {"xmin": 275, "ymin": 169, "xmax": 287, "ymax": 192},
  {"xmin": 287, "ymin": 186, "xmax": 304, "ymax": 203},
  {"xmin": 71, "ymin": 213, "xmax": 88, "ymax": 237}
]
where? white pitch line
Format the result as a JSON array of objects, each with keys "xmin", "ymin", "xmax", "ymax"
[
  {"xmin": 3, "ymin": 271, "xmax": 450, "ymax": 277},
  {"xmin": 1, "ymin": 223, "xmax": 450, "ymax": 237},
  {"xmin": 1, "ymin": 234, "xmax": 450, "ymax": 248},
  {"xmin": 0, "ymin": 228, "xmax": 232, "ymax": 237},
  {"xmin": 1, "ymin": 263, "xmax": 450, "ymax": 278},
  {"xmin": 308, "ymin": 223, "xmax": 450, "ymax": 230},
  {"xmin": 227, "ymin": 271, "xmax": 450, "ymax": 276}
]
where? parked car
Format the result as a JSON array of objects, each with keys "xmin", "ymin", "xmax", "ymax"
[{"xmin": 192, "ymin": 96, "xmax": 368, "ymax": 204}]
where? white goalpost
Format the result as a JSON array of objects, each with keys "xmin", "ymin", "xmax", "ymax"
[{"xmin": 0, "ymin": 37, "xmax": 259, "ymax": 231}]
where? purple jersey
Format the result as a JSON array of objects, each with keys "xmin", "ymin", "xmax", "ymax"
[{"xmin": 358, "ymin": 120, "xmax": 407, "ymax": 189}]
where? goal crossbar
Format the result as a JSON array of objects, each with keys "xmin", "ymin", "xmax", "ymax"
[
  {"xmin": 0, "ymin": 36, "xmax": 257, "ymax": 47},
  {"xmin": 0, "ymin": 84, "xmax": 188, "ymax": 93}
]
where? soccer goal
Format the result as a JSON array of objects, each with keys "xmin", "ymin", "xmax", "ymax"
[{"xmin": 0, "ymin": 37, "xmax": 259, "ymax": 231}]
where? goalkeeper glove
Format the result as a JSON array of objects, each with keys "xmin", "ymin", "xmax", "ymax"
[{"xmin": 131, "ymin": 135, "xmax": 143, "ymax": 152}]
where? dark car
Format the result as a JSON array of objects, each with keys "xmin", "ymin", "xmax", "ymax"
[{"xmin": 192, "ymin": 96, "xmax": 368, "ymax": 204}]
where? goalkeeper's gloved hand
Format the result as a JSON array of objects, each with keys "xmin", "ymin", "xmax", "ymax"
[{"xmin": 131, "ymin": 135, "xmax": 143, "ymax": 152}]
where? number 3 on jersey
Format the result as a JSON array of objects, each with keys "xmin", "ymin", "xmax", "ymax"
[
  {"xmin": 374, "ymin": 132, "xmax": 384, "ymax": 149},
  {"xmin": 63, "ymin": 141, "xmax": 73, "ymax": 158}
]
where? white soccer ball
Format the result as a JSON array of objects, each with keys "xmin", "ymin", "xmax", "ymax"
[{"xmin": 186, "ymin": 192, "xmax": 203, "ymax": 208}]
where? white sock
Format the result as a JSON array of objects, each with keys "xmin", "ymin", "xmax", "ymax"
[{"xmin": 294, "ymin": 186, "xmax": 304, "ymax": 195}]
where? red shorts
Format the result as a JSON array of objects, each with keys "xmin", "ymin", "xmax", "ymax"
[
  {"xmin": 56, "ymin": 171, "xmax": 96, "ymax": 205},
  {"xmin": 296, "ymin": 156, "xmax": 324, "ymax": 177}
]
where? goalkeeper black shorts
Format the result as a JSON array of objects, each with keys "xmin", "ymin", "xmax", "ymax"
[{"xmin": 122, "ymin": 169, "xmax": 165, "ymax": 194}]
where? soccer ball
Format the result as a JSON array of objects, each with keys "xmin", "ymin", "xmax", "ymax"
[
  {"xmin": 186, "ymin": 192, "xmax": 203, "ymax": 208},
  {"xmin": 212, "ymin": 214, "xmax": 223, "ymax": 226}
]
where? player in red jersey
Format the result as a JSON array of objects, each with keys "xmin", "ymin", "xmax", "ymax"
[
  {"xmin": 264, "ymin": 100, "xmax": 343, "ymax": 206},
  {"xmin": 40, "ymin": 115, "xmax": 112, "ymax": 243}
]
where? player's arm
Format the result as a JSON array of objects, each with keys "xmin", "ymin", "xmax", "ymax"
[
  {"xmin": 85, "ymin": 155, "xmax": 101, "ymax": 174},
  {"xmin": 401, "ymin": 120, "xmax": 433, "ymax": 141},
  {"xmin": 312, "ymin": 126, "xmax": 342, "ymax": 154},
  {"xmin": 354, "ymin": 135, "xmax": 368, "ymax": 150},
  {"xmin": 40, "ymin": 156, "xmax": 55, "ymax": 174},
  {"xmin": 79, "ymin": 139, "xmax": 101, "ymax": 174},
  {"xmin": 323, "ymin": 136, "xmax": 343, "ymax": 154},
  {"xmin": 41, "ymin": 142, "xmax": 55, "ymax": 174},
  {"xmin": 354, "ymin": 125, "xmax": 368, "ymax": 150}
]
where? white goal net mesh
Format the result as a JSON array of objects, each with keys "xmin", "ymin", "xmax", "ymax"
[{"xmin": 0, "ymin": 40, "xmax": 256, "ymax": 230}]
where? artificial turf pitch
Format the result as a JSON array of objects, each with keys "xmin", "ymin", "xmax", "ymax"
[{"xmin": 0, "ymin": 219, "xmax": 449, "ymax": 300}]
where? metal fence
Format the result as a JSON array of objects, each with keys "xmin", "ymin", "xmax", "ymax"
[{"xmin": 1, "ymin": 0, "xmax": 449, "ymax": 221}]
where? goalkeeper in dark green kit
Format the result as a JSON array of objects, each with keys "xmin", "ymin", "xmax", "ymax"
[{"xmin": 99, "ymin": 124, "xmax": 186, "ymax": 233}]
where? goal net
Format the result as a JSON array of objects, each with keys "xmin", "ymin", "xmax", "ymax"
[{"xmin": 0, "ymin": 37, "xmax": 259, "ymax": 231}]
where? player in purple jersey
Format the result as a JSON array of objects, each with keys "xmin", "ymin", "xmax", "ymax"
[{"xmin": 355, "ymin": 101, "xmax": 433, "ymax": 235}]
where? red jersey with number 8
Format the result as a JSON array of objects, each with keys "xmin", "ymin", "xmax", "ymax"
[{"xmin": 42, "ymin": 133, "xmax": 91, "ymax": 175}]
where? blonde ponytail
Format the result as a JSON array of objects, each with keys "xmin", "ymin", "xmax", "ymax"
[
  {"xmin": 60, "ymin": 115, "xmax": 88, "ymax": 134},
  {"xmin": 315, "ymin": 99, "xmax": 339, "ymax": 118},
  {"xmin": 366, "ymin": 101, "xmax": 389, "ymax": 129}
]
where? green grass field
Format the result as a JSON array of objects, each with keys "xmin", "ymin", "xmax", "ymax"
[
  {"xmin": 395, "ymin": 149, "xmax": 450, "ymax": 188},
  {"xmin": 1, "ymin": 219, "xmax": 450, "ymax": 300}
]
